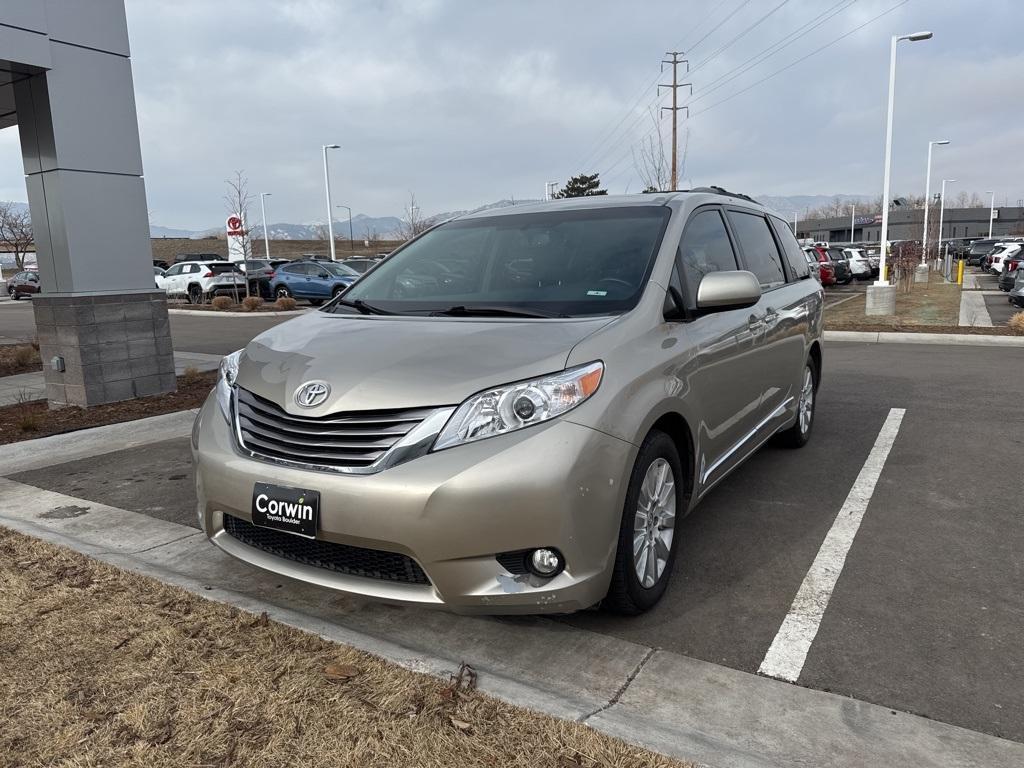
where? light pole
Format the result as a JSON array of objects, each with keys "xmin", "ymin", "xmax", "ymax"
[
  {"xmin": 850, "ymin": 204, "xmax": 856, "ymax": 242},
  {"xmin": 793, "ymin": 210, "xmax": 798, "ymax": 236},
  {"xmin": 322, "ymin": 144, "xmax": 340, "ymax": 260},
  {"xmin": 921, "ymin": 139, "xmax": 949, "ymax": 265},
  {"xmin": 986, "ymin": 190, "xmax": 995, "ymax": 238},
  {"xmin": 874, "ymin": 31, "xmax": 933, "ymax": 297},
  {"xmin": 336, "ymin": 204, "xmax": 354, "ymax": 251},
  {"xmin": 259, "ymin": 192, "xmax": 272, "ymax": 260},
  {"xmin": 937, "ymin": 178, "xmax": 955, "ymax": 260}
]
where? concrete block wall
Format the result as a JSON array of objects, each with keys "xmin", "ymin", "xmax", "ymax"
[{"xmin": 34, "ymin": 292, "xmax": 176, "ymax": 407}]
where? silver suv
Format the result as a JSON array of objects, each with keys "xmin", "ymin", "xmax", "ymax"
[{"xmin": 192, "ymin": 190, "xmax": 823, "ymax": 615}]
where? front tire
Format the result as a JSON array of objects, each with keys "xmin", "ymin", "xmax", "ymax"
[
  {"xmin": 8, "ymin": 287, "xmax": 18, "ymax": 300},
  {"xmin": 603, "ymin": 430, "xmax": 683, "ymax": 615},
  {"xmin": 187, "ymin": 284, "xmax": 203, "ymax": 305},
  {"xmin": 777, "ymin": 359, "xmax": 818, "ymax": 449}
]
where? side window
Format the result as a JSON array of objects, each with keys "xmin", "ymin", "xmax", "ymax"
[
  {"xmin": 676, "ymin": 209, "xmax": 739, "ymax": 306},
  {"xmin": 281, "ymin": 264, "xmax": 301, "ymax": 275},
  {"xmin": 165, "ymin": 265, "xmax": 182, "ymax": 276},
  {"xmin": 770, "ymin": 216, "xmax": 809, "ymax": 280},
  {"xmin": 726, "ymin": 210, "xmax": 786, "ymax": 290}
]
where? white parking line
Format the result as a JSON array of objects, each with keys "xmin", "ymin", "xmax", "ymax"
[{"xmin": 758, "ymin": 407, "xmax": 906, "ymax": 683}]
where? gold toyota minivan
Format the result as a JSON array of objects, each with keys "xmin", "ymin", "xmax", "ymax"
[{"xmin": 192, "ymin": 189, "xmax": 823, "ymax": 615}]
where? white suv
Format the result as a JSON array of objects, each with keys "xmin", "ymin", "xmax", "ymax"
[
  {"xmin": 156, "ymin": 261, "xmax": 246, "ymax": 304},
  {"xmin": 989, "ymin": 243, "xmax": 1022, "ymax": 275}
]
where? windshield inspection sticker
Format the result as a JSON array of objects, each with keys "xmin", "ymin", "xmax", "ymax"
[{"xmin": 586, "ymin": 290, "xmax": 608, "ymax": 296}]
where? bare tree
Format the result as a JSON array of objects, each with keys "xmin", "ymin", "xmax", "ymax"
[
  {"xmin": 364, "ymin": 226, "xmax": 381, "ymax": 247},
  {"xmin": 954, "ymin": 190, "xmax": 970, "ymax": 208},
  {"xmin": 968, "ymin": 192, "xmax": 983, "ymax": 208},
  {"xmin": 0, "ymin": 202, "xmax": 34, "ymax": 270},
  {"xmin": 310, "ymin": 223, "xmax": 330, "ymax": 241},
  {"xmin": 224, "ymin": 170, "xmax": 254, "ymax": 299},
  {"xmin": 633, "ymin": 110, "xmax": 670, "ymax": 193},
  {"xmin": 397, "ymin": 193, "xmax": 434, "ymax": 240}
]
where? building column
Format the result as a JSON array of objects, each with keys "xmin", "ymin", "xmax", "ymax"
[{"xmin": 10, "ymin": 7, "xmax": 174, "ymax": 407}]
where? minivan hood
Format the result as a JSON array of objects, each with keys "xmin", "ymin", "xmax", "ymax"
[{"xmin": 236, "ymin": 311, "xmax": 615, "ymax": 413}]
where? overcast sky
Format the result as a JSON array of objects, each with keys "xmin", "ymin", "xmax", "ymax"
[{"xmin": 1, "ymin": 0, "xmax": 1022, "ymax": 229}]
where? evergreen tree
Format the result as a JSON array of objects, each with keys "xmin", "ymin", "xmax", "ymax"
[{"xmin": 552, "ymin": 173, "xmax": 608, "ymax": 198}]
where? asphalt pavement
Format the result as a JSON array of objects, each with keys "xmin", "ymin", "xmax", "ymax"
[{"xmin": 6, "ymin": 341, "xmax": 1024, "ymax": 745}]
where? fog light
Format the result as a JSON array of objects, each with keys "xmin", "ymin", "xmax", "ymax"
[{"xmin": 529, "ymin": 548, "xmax": 563, "ymax": 578}]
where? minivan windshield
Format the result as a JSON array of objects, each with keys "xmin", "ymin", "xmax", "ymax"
[{"xmin": 333, "ymin": 206, "xmax": 671, "ymax": 317}]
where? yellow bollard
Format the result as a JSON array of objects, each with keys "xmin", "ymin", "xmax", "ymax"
[
  {"xmin": 957, "ymin": 259, "xmax": 964, "ymax": 285},
  {"xmin": 882, "ymin": 264, "xmax": 888, "ymax": 282}
]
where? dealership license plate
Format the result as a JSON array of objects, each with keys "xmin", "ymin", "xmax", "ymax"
[{"xmin": 251, "ymin": 482, "xmax": 320, "ymax": 538}]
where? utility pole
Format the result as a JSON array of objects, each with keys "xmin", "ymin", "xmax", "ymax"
[{"xmin": 659, "ymin": 52, "xmax": 691, "ymax": 191}]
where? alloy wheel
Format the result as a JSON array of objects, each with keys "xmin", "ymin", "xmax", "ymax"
[
  {"xmin": 799, "ymin": 365, "xmax": 814, "ymax": 434},
  {"xmin": 632, "ymin": 458, "xmax": 676, "ymax": 589}
]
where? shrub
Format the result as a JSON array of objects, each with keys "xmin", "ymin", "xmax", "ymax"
[
  {"xmin": 275, "ymin": 296, "xmax": 298, "ymax": 311},
  {"xmin": 12, "ymin": 345, "xmax": 37, "ymax": 368},
  {"xmin": 1009, "ymin": 311, "xmax": 1024, "ymax": 336},
  {"xmin": 17, "ymin": 413, "xmax": 40, "ymax": 433},
  {"xmin": 211, "ymin": 296, "xmax": 233, "ymax": 311},
  {"xmin": 180, "ymin": 365, "xmax": 202, "ymax": 384},
  {"xmin": 241, "ymin": 296, "xmax": 264, "ymax": 312}
]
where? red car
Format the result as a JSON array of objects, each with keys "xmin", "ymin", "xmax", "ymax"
[
  {"xmin": 818, "ymin": 261, "xmax": 837, "ymax": 286},
  {"xmin": 6, "ymin": 270, "xmax": 41, "ymax": 299}
]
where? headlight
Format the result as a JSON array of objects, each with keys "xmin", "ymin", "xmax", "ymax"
[
  {"xmin": 433, "ymin": 361, "xmax": 603, "ymax": 451},
  {"xmin": 216, "ymin": 350, "xmax": 242, "ymax": 421}
]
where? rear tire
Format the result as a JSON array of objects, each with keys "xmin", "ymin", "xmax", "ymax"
[
  {"xmin": 275, "ymin": 285, "xmax": 291, "ymax": 299},
  {"xmin": 603, "ymin": 430, "xmax": 683, "ymax": 615},
  {"xmin": 777, "ymin": 359, "xmax": 818, "ymax": 449},
  {"xmin": 8, "ymin": 287, "xmax": 18, "ymax": 300}
]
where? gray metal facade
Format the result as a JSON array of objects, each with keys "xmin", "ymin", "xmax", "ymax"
[
  {"xmin": 795, "ymin": 206, "xmax": 1024, "ymax": 243},
  {"xmin": 0, "ymin": 0, "xmax": 175, "ymax": 406}
]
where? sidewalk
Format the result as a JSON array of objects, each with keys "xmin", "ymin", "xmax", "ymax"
[{"xmin": 0, "ymin": 351, "xmax": 221, "ymax": 406}]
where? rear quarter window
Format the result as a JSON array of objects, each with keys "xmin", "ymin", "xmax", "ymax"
[
  {"xmin": 726, "ymin": 210, "xmax": 786, "ymax": 290},
  {"xmin": 770, "ymin": 216, "xmax": 809, "ymax": 280}
]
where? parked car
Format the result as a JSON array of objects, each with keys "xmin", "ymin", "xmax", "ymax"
[
  {"xmin": 193, "ymin": 190, "xmax": 825, "ymax": 615},
  {"xmin": 240, "ymin": 259, "xmax": 278, "ymax": 299},
  {"xmin": 803, "ymin": 247, "xmax": 835, "ymax": 286},
  {"xmin": 156, "ymin": 260, "xmax": 247, "ymax": 304},
  {"xmin": 808, "ymin": 245, "xmax": 852, "ymax": 284},
  {"xmin": 173, "ymin": 252, "xmax": 225, "ymax": 264},
  {"xmin": 989, "ymin": 243, "xmax": 1022, "ymax": 276},
  {"xmin": 1009, "ymin": 265, "xmax": 1024, "ymax": 308},
  {"xmin": 341, "ymin": 257, "xmax": 384, "ymax": 274},
  {"xmin": 969, "ymin": 238, "xmax": 1006, "ymax": 267},
  {"xmin": 841, "ymin": 247, "xmax": 872, "ymax": 279},
  {"xmin": 153, "ymin": 259, "xmax": 170, "ymax": 270},
  {"xmin": 153, "ymin": 266, "xmax": 166, "ymax": 289},
  {"xmin": 1000, "ymin": 257, "xmax": 1023, "ymax": 292},
  {"xmin": 269, "ymin": 260, "xmax": 359, "ymax": 305},
  {"xmin": 6, "ymin": 270, "xmax": 40, "ymax": 299}
]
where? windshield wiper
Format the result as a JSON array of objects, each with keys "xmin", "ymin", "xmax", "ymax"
[
  {"xmin": 331, "ymin": 298, "xmax": 394, "ymax": 315},
  {"xmin": 429, "ymin": 305, "xmax": 566, "ymax": 319}
]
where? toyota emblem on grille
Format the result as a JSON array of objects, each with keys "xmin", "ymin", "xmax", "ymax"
[{"xmin": 294, "ymin": 381, "xmax": 331, "ymax": 408}]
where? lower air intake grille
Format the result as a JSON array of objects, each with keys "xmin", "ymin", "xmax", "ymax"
[{"xmin": 223, "ymin": 514, "xmax": 430, "ymax": 585}]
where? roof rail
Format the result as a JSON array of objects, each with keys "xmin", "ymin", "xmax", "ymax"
[{"xmin": 688, "ymin": 186, "xmax": 760, "ymax": 205}]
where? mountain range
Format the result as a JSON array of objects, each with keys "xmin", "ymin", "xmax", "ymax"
[{"xmin": 4, "ymin": 195, "xmax": 875, "ymax": 242}]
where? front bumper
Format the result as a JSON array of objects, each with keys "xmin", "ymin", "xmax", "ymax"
[{"xmin": 192, "ymin": 394, "xmax": 636, "ymax": 614}]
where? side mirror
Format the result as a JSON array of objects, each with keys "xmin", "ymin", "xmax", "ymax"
[{"xmin": 695, "ymin": 270, "xmax": 761, "ymax": 313}]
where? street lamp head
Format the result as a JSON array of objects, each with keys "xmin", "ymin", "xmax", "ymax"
[
  {"xmin": 901, "ymin": 31, "xmax": 933, "ymax": 42},
  {"xmin": 932, "ymin": 140, "xmax": 950, "ymax": 146},
  {"xmin": 324, "ymin": 143, "xmax": 340, "ymax": 150},
  {"xmin": 944, "ymin": 178, "xmax": 957, "ymax": 184}
]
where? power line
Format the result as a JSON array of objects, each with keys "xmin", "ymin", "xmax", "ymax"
[
  {"xmin": 572, "ymin": 0, "xmax": 741, "ymax": 173},
  {"xmin": 690, "ymin": 0, "xmax": 911, "ymax": 118}
]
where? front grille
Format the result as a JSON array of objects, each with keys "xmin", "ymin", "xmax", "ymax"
[
  {"xmin": 223, "ymin": 514, "xmax": 430, "ymax": 585},
  {"xmin": 235, "ymin": 387, "xmax": 432, "ymax": 469}
]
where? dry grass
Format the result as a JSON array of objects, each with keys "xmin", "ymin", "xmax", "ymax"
[
  {"xmin": 210, "ymin": 296, "xmax": 233, "ymax": 311},
  {"xmin": 0, "ymin": 342, "xmax": 42, "ymax": 376},
  {"xmin": 0, "ymin": 528, "xmax": 689, "ymax": 768},
  {"xmin": 275, "ymin": 296, "xmax": 298, "ymax": 311},
  {"xmin": 241, "ymin": 296, "xmax": 264, "ymax": 312},
  {"xmin": 1009, "ymin": 312, "xmax": 1024, "ymax": 335},
  {"xmin": 179, "ymin": 365, "xmax": 203, "ymax": 385},
  {"xmin": 824, "ymin": 273, "xmax": 963, "ymax": 329}
]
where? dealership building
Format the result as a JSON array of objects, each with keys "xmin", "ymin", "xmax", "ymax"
[{"xmin": 795, "ymin": 206, "xmax": 1024, "ymax": 243}]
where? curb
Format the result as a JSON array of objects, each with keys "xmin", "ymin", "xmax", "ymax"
[
  {"xmin": 824, "ymin": 330, "xmax": 1024, "ymax": 347},
  {"xmin": 167, "ymin": 307, "xmax": 311, "ymax": 318}
]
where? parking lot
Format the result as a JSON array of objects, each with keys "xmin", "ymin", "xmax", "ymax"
[{"xmin": 4, "ymin": 330, "xmax": 1022, "ymax": 745}]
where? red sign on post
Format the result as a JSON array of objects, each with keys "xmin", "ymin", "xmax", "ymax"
[{"xmin": 226, "ymin": 216, "xmax": 244, "ymax": 236}]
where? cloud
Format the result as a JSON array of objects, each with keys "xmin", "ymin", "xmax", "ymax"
[{"xmin": 0, "ymin": 0, "xmax": 1021, "ymax": 228}]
